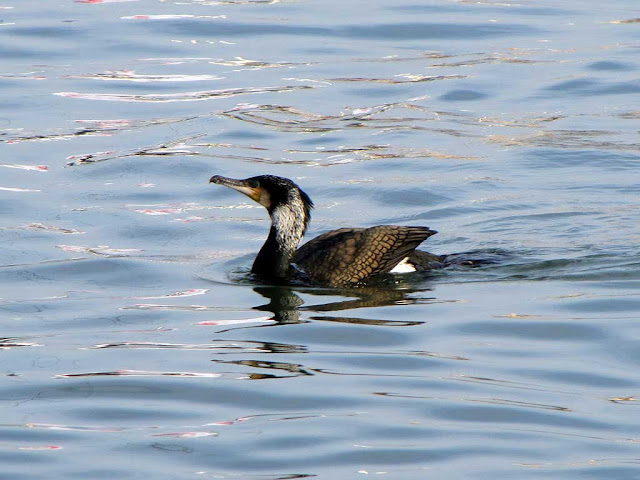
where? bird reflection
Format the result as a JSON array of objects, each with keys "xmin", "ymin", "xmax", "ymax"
[
  {"xmin": 253, "ymin": 283, "xmax": 436, "ymax": 326},
  {"xmin": 253, "ymin": 286, "xmax": 305, "ymax": 324}
]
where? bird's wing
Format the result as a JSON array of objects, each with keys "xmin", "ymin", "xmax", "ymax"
[{"xmin": 293, "ymin": 226, "xmax": 436, "ymax": 286}]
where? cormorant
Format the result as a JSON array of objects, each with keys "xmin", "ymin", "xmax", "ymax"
[{"xmin": 210, "ymin": 174, "xmax": 443, "ymax": 287}]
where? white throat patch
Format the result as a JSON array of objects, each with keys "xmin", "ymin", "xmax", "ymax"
[{"xmin": 271, "ymin": 201, "xmax": 306, "ymax": 254}]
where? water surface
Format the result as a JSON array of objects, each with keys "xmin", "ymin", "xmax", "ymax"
[{"xmin": 1, "ymin": 0, "xmax": 639, "ymax": 478}]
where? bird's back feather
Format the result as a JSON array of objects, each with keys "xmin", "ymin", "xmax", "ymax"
[{"xmin": 293, "ymin": 225, "xmax": 436, "ymax": 287}]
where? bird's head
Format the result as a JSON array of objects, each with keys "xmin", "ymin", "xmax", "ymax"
[{"xmin": 210, "ymin": 174, "xmax": 313, "ymax": 231}]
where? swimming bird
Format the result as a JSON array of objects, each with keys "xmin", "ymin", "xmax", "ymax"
[{"xmin": 210, "ymin": 174, "xmax": 443, "ymax": 287}]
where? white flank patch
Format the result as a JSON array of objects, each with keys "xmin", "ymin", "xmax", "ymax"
[{"xmin": 389, "ymin": 257, "xmax": 416, "ymax": 274}]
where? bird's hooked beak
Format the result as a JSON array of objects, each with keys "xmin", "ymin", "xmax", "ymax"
[{"xmin": 209, "ymin": 175, "xmax": 271, "ymax": 208}]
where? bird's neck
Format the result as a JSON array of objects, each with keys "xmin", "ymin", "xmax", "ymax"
[{"xmin": 252, "ymin": 203, "xmax": 307, "ymax": 280}]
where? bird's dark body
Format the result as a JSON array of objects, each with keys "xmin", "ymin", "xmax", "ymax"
[
  {"xmin": 209, "ymin": 174, "xmax": 442, "ymax": 287},
  {"xmin": 293, "ymin": 226, "xmax": 437, "ymax": 286}
]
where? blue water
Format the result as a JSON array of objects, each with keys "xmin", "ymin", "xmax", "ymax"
[{"xmin": 1, "ymin": 0, "xmax": 639, "ymax": 478}]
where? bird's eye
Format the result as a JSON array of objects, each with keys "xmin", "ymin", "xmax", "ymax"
[{"xmin": 248, "ymin": 179, "xmax": 260, "ymax": 188}]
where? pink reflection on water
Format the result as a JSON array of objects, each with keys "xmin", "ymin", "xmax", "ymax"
[
  {"xmin": 151, "ymin": 431, "xmax": 218, "ymax": 438},
  {"xmin": 130, "ymin": 288, "xmax": 209, "ymax": 299},
  {"xmin": 0, "ymin": 164, "xmax": 48, "ymax": 171},
  {"xmin": 18, "ymin": 445, "xmax": 62, "ymax": 451},
  {"xmin": 196, "ymin": 317, "xmax": 273, "ymax": 326},
  {"xmin": 135, "ymin": 208, "xmax": 183, "ymax": 215}
]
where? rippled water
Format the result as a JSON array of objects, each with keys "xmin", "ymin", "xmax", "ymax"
[{"xmin": 1, "ymin": 0, "xmax": 639, "ymax": 478}]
